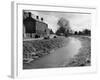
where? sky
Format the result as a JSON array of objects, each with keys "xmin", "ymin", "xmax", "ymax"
[{"xmin": 24, "ymin": 10, "xmax": 91, "ymax": 33}]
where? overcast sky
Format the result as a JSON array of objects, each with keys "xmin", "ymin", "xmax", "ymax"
[{"xmin": 24, "ymin": 10, "xmax": 91, "ymax": 33}]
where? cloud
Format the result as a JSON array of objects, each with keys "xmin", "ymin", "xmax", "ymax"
[{"xmin": 45, "ymin": 16, "xmax": 59, "ymax": 32}]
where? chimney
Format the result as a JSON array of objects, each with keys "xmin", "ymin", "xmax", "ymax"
[
  {"xmin": 41, "ymin": 17, "xmax": 43, "ymax": 21},
  {"xmin": 28, "ymin": 12, "xmax": 32, "ymax": 18},
  {"xmin": 36, "ymin": 16, "xmax": 39, "ymax": 20}
]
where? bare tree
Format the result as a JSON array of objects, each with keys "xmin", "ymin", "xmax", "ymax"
[{"xmin": 56, "ymin": 17, "xmax": 71, "ymax": 36}]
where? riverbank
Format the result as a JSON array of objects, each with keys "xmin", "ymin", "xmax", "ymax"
[
  {"xmin": 66, "ymin": 36, "xmax": 91, "ymax": 67},
  {"xmin": 23, "ymin": 36, "xmax": 82, "ymax": 69},
  {"xmin": 23, "ymin": 36, "xmax": 91, "ymax": 69},
  {"xmin": 23, "ymin": 36, "xmax": 69, "ymax": 63}
]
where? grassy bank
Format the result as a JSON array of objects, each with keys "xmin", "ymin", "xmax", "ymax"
[
  {"xmin": 23, "ymin": 36, "xmax": 69, "ymax": 62},
  {"xmin": 66, "ymin": 36, "xmax": 91, "ymax": 67}
]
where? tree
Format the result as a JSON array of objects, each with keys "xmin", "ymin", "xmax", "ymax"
[
  {"xmin": 56, "ymin": 27, "xmax": 65, "ymax": 35},
  {"xmin": 78, "ymin": 31, "xmax": 83, "ymax": 35},
  {"xmin": 74, "ymin": 31, "xmax": 78, "ymax": 35},
  {"xmin": 56, "ymin": 17, "xmax": 71, "ymax": 36},
  {"xmin": 83, "ymin": 29, "xmax": 91, "ymax": 35}
]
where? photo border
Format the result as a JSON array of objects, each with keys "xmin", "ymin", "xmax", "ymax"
[{"xmin": 11, "ymin": 1, "xmax": 97, "ymax": 78}]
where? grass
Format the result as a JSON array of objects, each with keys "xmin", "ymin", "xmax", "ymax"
[
  {"xmin": 23, "ymin": 36, "xmax": 69, "ymax": 61},
  {"xmin": 66, "ymin": 36, "xmax": 91, "ymax": 67},
  {"xmin": 23, "ymin": 35, "xmax": 91, "ymax": 67}
]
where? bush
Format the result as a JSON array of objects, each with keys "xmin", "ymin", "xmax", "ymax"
[
  {"xmin": 35, "ymin": 35, "xmax": 40, "ymax": 38},
  {"xmin": 44, "ymin": 36, "xmax": 50, "ymax": 39}
]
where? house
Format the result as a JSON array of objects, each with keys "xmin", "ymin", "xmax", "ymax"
[{"xmin": 23, "ymin": 12, "xmax": 50, "ymax": 39}]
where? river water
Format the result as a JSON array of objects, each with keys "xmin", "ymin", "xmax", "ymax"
[{"xmin": 24, "ymin": 37, "xmax": 82, "ymax": 69}]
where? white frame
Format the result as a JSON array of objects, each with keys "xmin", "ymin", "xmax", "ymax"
[{"xmin": 11, "ymin": 1, "xmax": 97, "ymax": 78}]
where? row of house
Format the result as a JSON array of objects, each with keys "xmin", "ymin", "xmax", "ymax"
[{"xmin": 23, "ymin": 12, "xmax": 50, "ymax": 39}]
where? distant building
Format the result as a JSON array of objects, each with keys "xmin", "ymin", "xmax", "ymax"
[{"xmin": 23, "ymin": 12, "xmax": 50, "ymax": 39}]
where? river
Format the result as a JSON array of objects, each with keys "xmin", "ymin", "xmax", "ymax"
[{"xmin": 24, "ymin": 37, "xmax": 82, "ymax": 69}]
